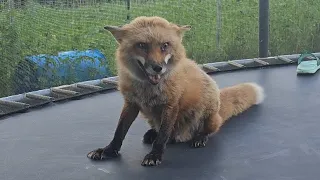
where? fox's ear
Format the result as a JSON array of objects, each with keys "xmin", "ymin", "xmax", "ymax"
[
  {"xmin": 104, "ymin": 25, "xmax": 125, "ymax": 43},
  {"xmin": 178, "ymin": 25, "xmax": 192, "ymax": 32},
  {"xmin": 173, "ymin": 24, "xmax": 191, "ymax": 38}
]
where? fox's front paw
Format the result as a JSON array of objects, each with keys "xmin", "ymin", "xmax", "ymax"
[
  {"xmin": 191, "ymin": 134, "xmax": 209, "ymax": 148},
  {"xmin": 141, "ymin": 151, "xmax": 162, "ymax": 166},
  {"xmin": 87, "ymin": 146, "xmax": 119, "ymax": 160},
  {"xmin": 143, "ymin": 129, "xmax": 158, "ymax": 144}
]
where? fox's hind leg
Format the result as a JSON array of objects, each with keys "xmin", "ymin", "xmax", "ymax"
[
  {"xmin": 143, "ymin": 129, "xmax": 177, "ymax": 144},
  {"xmin": 142, "ymin": 118, "xmax": 159, "ymax": 144},
  {"xmin": 191, "ymin": 113, "xmax": 223, "ymax": 148},
  {"xmin": 143, "ymin": 129, "xmax": 158, "ymax": 144},
  {"xmin": 143, "ymin": 119, "xmax": 176, "ymax": 145}
]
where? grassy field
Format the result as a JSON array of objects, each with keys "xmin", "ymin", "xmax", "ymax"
[{"xmin": 1, "ymin": 0, "xmax": 320, "ymax": 97}]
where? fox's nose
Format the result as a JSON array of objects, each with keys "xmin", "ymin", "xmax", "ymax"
[{"xmin": 152, "ymin": 64, "xmax": 162, "ymax": 73}]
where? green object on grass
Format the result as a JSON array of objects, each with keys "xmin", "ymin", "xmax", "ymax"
[{"xmin": 296, "ymin": 52, "xmax": 320, "ymax": 74}]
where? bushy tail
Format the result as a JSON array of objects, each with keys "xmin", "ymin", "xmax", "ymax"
[{"xmin": 218, "ymin": 82, "xmax": 265, "ymax": 123}]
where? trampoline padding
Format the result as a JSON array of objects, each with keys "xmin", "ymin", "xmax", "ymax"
[{"xmin": 0, "ymin": 65, "xmax": 320, "ymax": 180}]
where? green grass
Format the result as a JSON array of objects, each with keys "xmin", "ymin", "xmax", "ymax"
[{"xmin": 1, "ymin": 0, "xmax": 320, "ymax": 97}]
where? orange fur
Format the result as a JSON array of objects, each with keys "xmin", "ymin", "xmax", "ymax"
[
  {"xmin": 219, "ymin": 83, "xmax": 264, "ymax": 123},
  {"xmin": 105, "ymin": 16, "xmax": 265, "ymax": 142},
  {"xmin": 97, "ymin": 16, "xmax": 265, "ymax": 166}
]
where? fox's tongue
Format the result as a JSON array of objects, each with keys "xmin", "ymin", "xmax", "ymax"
[{"xmin": 148, "ymin": 74, "xmax": 161, "ymax": 84}]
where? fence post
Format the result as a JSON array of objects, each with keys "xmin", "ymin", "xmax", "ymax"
[
  {"xmin": 259, "ymin": 0, "xmax": 269, "ymax": 57},
  {"xmin": 216, "ymin": 0, "xmax": 222, "ymax": 50},
  {"xmin": 8, "ymin": 0, "xmax": 14, "ymax": 24},
  {"xmin": 126, "ymin": 0, "xmax": 130, "ymax": 20}
]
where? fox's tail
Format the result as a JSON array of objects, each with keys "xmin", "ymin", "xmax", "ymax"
[{"xmin": 218, "ymin": 82, "xmax": 265, "ymax": 123}]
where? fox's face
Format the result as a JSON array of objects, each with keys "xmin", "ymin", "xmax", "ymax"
[{"xmin": 104, "ymin": 16, "xmax": 191, "ymax": 85}]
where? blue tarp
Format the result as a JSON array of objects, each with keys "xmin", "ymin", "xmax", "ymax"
[
  {"xmin": 26, "ymin": 49, "xmax": 111, "ymax": 80},
  {"xmin": 13, "ymin": 49, "xmax": 112, "ymax": 94}
]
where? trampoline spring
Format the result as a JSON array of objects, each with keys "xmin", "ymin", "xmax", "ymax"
[
  {"xmin": 102, "ymin": 79, "xmax": 118, "ymax": 85},
  {"xmin": 227, "ymin": 61, "xmax": 245, "ymax": 68},
  {"xmin": 51, "ymin": 87, "xmax": 79, "ymax": 96},
  {"xmin": 202, "ymin": 64, "xmax": 221, "ymax": 71},
  {"xmin": 277, "ymin": 56, "xmax": 294, "ymax": 63},
  {"xmin": 0, "ymin": 100, "xmax": 30, "ymax": 108},
  {"xmin": 25, "ymin": 93, "xmax": 53, "ymax": 101},
  {"xmin": 253, "ymin": 58, "xmax": 269, "ymax": 65},
  {"xmin": 76, "ymin": 83, "xmax": 102, "ymax": 90}
]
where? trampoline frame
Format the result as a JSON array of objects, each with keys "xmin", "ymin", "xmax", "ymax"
[{"xmin": 1, "ymin": 52, "xmax": 318, "ymax": 118}]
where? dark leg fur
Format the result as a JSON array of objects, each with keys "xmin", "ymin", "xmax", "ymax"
[
  {"xmin": 143, "ymin": 129, "xmax": 177, "ymax": 144},
  {"xmin": 87, "ymin": 102, "xmax": 140, "ymax": 160},
  {"xmin": 143, "ymin": 129, "xmax": 158, "ymax": 144},
  {"xmin": 141, "ymin": 105, "xmax": 179, "ymax": 166}
]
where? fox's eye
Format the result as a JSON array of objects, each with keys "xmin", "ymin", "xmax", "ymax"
[
  {"xmin": 137, "ymin": 42, "xmax": 147, "ymax": 50},
  {"xmin": 161, "ymin": 42, "xmax": 170, "ymax": 52}
]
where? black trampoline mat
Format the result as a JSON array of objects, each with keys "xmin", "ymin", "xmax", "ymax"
[{"xmin": 1, "ymin": 65, "xmax": 320, "ymax": 180}]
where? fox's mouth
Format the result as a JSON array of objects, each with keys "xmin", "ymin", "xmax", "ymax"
[{"xmin": 137, "ymin": 61, "xmax": 161, "ymax": 85}]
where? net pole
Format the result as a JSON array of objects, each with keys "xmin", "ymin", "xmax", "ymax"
[{"xmin": 259, "ymin": 0, "xmax": 269, "ymax": 57}]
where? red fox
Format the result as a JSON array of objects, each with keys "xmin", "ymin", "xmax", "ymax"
[{"xmin": 87, "ymin": 16, "xmax": 265, "ymax": 166}]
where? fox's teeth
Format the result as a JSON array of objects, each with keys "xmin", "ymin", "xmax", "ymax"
[
  {"xmin": 148, "ymin": 75, "xmax": 161, "ymax": 83},
  {"xmin": 148, "ymin": 75, "xmax": 155, "ymax": 81}
]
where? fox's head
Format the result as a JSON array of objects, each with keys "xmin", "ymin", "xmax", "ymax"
[{"xmin": 104, "ymin": 16, "xmax": 191, "ymax": 85}]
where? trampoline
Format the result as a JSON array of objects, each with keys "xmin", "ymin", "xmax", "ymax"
[{"xmin": 1, "ymin": 54, "xmax": 320, "ymax": 180}]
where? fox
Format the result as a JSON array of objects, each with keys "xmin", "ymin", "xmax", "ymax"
[{"xmin": 87, "ymin": 16, "xmax": 265, "ymax": 167}]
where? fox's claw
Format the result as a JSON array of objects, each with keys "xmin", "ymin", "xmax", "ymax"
[
  {"xmin": 141, "ymin": 152, "xmax": 162, "ymax": 166},
  {"xmin": 191, "ymin": 134, "xmax": 209, "ymax": 148},
  {"xmin": 87, "ymin": 146, "xmax": 119, "ymax": 160}
]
